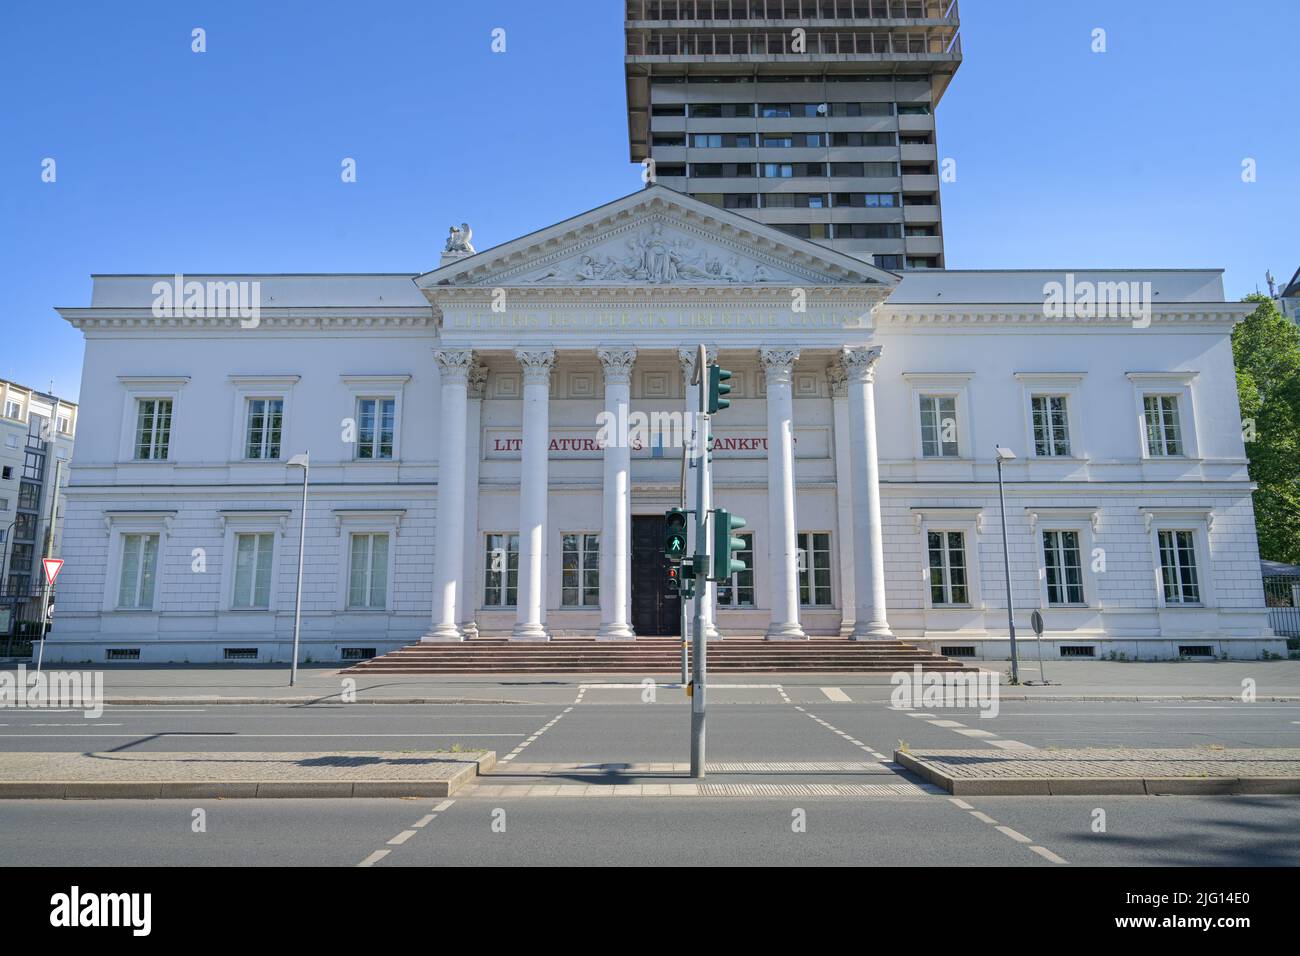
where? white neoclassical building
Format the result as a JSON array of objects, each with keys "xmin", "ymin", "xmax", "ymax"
[{"xmin": 46, "ymin": 187, "xmax": 1280, "ymax": 663}]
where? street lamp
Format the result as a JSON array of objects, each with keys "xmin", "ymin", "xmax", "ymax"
[
  {"xmin": 287, "ymin": 453, "xmax": 310, "ymax": 687},
  {"xmin": 994, "ymin": 446, "xmax": 1020, "ymax": 685}
]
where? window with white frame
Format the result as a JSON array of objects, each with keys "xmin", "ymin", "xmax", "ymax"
[
  {"xmin": 348, "ymin": 532, "xmax": 390, "ymax": 610},
  {"xmin": 927, "ymin": 530, "xmax": 969, "ymax": 606},
  {"xmin": 919, "ymin": 395, "xmax": 959, "ymax": 457},
  {"xmin": 561, "ymin": 533, "xmax": 600, "ymax": 607},
  {"xmin": 4, "ymin": 400, "xmax": 21, "ymax": 420},
  {"xmin": 716, "ymin": 532, "xmax": 754, "ymax": 607},
  {"xmin": 117, "ymin": 533, "xmax": 160, "ymax": 609},
  {"xmin": 244, "ymin": 399, "xmax": 284, "ymax": 460},
  {"xmin": 1031, "ymin": 396, "xmax": 1071, "ymax": 457},
  {"xmin": 1157, "ymin": 529, "xmax": 1201, "ymax": 605},
  {"xmin": 355, "ymin": 398, "xmax": 395, "ymax": 460},
  {"xmin": 231, "ymin": 532, "xmax": 275, "ymax": 609},
  {"xmin": 134, "ymin": 399, "xmax": 172, "ymax": 460},
  {"xmin": 796, "ymin": 532, "xmax": 832, "ymax": 606},
  {"xmin": 1143, "ymin": 395, "xmax": 1184, "ymax": 457},
  {"xmin": 484, "ymin": 533, "xmax": 520, "ymax": 607},
  {"xmin": 57, "ymin": 415, "xmax": 71, "ymax": 435},
  {"xmin": 1042, "ymin": 530, "xmax": 1085, "ymax": 606}
]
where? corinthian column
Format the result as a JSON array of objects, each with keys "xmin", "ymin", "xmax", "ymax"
[
  {"xmin": 512, "ymin": 348, "xmax": 555, "ymax": 641},
  {"xmin": 425, "ymin": 348, "xmax": 474, "ymax": 642},
  {"xmin": 597, "ymin": 347, "xmax": 637, "ymax": 640},
  {"xmin": 828, "ymin": 361, "xmax": 856, "ymax": 637},
  {"xmin": 843, "ymin": 346, "xmax": 893, "ymax": 639},
  {"xmin": 459, "ymin": 362, "xmax": 488, "ymax": 640},
  {"xmin": 679, "ymin": 347, "xmax": 719, "ymax": 639},
  {"xmin": 760, "ymin": 346, "xmax": 806, "ymax": 640}
]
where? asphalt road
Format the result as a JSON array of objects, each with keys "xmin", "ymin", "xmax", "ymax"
[{"xmin": 1, "ymin": 684, "xmax": 1297, "ymax": 866}]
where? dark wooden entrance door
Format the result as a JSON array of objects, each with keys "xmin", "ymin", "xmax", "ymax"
[{"xmin": 631, "ymin": 515, "xmax": 681, "ymax": 637}]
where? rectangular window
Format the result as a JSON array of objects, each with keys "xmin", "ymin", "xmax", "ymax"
[
  {"xmin": 57, "ymin": 415, "xmax": 70, "ymax": 435},
  {"xmin": 1143, "ymin": 395, "xmax": 1184, "ymax": 457},
  {"xmin": 4, "ymin": 400, "xmax": 20, "ymax": 420},
  {"xmin": 1043, "ymin": 530, "xmax": 1085, "ymax": 606},
  {"xmin": 17, "ymin": 481, "xmax": 40, "ymax": 510},
  {"xmin": 716, "ymin": 532, "xmax": 755, "ymax": 607},
  {"xmin": 356, "ymin": 398, "xmax": 395, "ymax": 460},
  {"xmin": 14, "ymin": 512, "xmax": 37, "ymax": 541},
  {"xmin": 117, "ymin": 533, "xmax": 160, "ymax": 609},
  {"xmin": 561, "ymin": 533, "xmax": 600, "ymax": 607},
  {"xmin": 134, "ymin": 398, "xmax": 172, "ymax": 460},
  {"xmin": 348, "ymin": 533, "xmax": 389, "ymax": 610},
  {"xmin": 1158, "ymin": 530, "xmax": 1201, "ymax": 605},
  {"xmin": 796, "ymin": 532, "xmax": 832, "ymax": 606},
  {"xmin": 927, "ymin": 531, "xmax": 969, "ymax": 606},
  {"xmin": 244, "ymin": 398, "xmax": 284, "ymax": 460},
  {"xmin": 232, "ymin": 532, "xmax": 275, "ymax": 609},
  {"xmin": 1031, "ymin": 396, "xmax": 1071, "ymax": 457},
  {"xmin": 484, "ymin": 533, "xmax": 520, "ymax": 607},
  {"xmin": 919, "ymin": 395, "xmax": 959, "ymax": 458}
]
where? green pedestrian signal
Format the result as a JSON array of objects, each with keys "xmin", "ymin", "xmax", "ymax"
[
  {"xmin": 664, "ymin": 508, "xmax": 688, "ymax": 563},
  {"xmin": 711, "ymin": 508, "xmax": 747, "ymax": 580},
  {"xmin": 707, "ymin": 366, "xmax": 733, "ymax": 413}
]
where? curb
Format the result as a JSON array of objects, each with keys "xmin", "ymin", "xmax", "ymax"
[
  {"xmin": 892, "ymin": 750, "xmax": 1300, "ymax": 796},
  {"xmin": 99, "ymin": 697, "xmax": 535, "ymax": 706},
  {"xmin": 994, "ymin": 695, "xmax": 1300, "ymax": 702},
  {"xmin": 0, "ymin": 751, "xmax": 497, "ymax": 800}
]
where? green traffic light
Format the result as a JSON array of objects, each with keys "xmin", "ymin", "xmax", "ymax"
[
  {"xmin": 708, "ymin": 366, "xmax": 733, "ymax": 413},
  {"xmin": 664, "ymin": 508, "xmax": 688, "ymax": 563}
]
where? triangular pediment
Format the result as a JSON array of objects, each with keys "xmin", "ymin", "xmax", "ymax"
[{"xmin": 415, "ymin": 185, "xmax": 898, "ymax": 291}]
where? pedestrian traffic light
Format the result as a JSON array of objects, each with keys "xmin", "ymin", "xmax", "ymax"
[
  {"xmin": 666, "ymin": 563, "xmax": 681, "ymax": 595},
  {"xmin": 711, "ymin": 508, "xmax": 747, "ymax": 580},
  {"xmin": 664, "ymin": 508, "xmax": 688, "ymax": 563},
  {"xmin": 707, "ymin": 365, "xmax": 733, "ymax": 413}
]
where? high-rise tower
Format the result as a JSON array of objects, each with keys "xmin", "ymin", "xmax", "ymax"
[{"xmin": 625, "ymin": 0, "xmax": 961, "ymax": 269}]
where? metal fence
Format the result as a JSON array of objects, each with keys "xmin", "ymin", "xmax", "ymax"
[
  {"xmin": 1264, "ymin": 575, "xmax": 1300, "ymax": 639},
  {"xmin": 0, "ymin": 584, "xmax": 53, "ymax": 659}
]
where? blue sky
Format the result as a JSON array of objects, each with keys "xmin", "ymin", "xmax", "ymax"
[{"xmin": 2, "ymin": 0, "xmax": 1296, "ymax": 401}]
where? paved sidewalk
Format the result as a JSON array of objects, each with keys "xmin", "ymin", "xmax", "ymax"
[
  {"xmin": 2, "ymin": 659, "xmax": 1298, "ymax": 703},
  {"xmin": 895, "ymin": 747, "xmax": 1300, "ymax": 796},
  {"xmin": 0, "ymin": 750, "xmax": 495, "ymax": 799}
]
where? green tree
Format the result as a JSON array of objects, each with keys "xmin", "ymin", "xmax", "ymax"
[{"xmin": 1233, "ymin": 294, "xmax": 1300, "ymax": 564}]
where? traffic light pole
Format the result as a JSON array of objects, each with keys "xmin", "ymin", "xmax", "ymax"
[{"xmin": 690, "ymin": 344, "xmax": 711, "ymax": 779}]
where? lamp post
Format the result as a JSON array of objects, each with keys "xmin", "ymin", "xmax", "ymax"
[
  {"xmin": 995, "ymin": 446, "xmax": 1020, "ymax": 685},
  {"xmin": 287, "ymin": 453, "xmax": 310, "ymax": 687}
]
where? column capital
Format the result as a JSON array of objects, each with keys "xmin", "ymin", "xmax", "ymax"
[
  {"xmin": 434, "ymin": 348, "xmax": 475, "ymax": 386},
  {"xmin": 597, "ymin": 347, "xmax": 638, "ymax": 386},
  {"xmin": 759, "ymin": 346, "xmax": 800, "ymax": 382},
  {"xmin": 467, "ymin": 363, "xmax": 489, "ymax": 400},
  {"xmin": 841, "ymin": 345, "xmax": 883, "ymax": 384},
  {"xmin": 827, "ymin": 362, "xmax": 849, "ymax": 399},
  {"xmin": 677, "ymin": 345, "xmax": 718, "ymax": 383},
  {"xmin": 515, "ymin": 348, "xmax": 556, "ymax": 386}
]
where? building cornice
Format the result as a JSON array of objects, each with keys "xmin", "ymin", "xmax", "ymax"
[
  {"xmin": 875, "ymin": 303, "xmax": 1252, "ymax": 329},
  {"xmin": 57, "ymin": 308, "xmax": 433, "ymax": 331}
]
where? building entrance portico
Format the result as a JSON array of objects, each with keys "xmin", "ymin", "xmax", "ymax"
[{"xmin": 415, "ymin": 186, "xmax": 899, "ymax": 644}]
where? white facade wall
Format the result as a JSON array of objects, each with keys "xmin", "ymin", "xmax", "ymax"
[{"xmin": 42, "ymin": 192, "xmax": 1281, "ymax": 663}]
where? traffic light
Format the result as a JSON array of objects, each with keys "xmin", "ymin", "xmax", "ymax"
[
  {"xmin": 712, "ymin": 508, "xmax": 747, "ymax": 580},
  {"xmin": 707, "ymin": 365, "xmax": 733, "ymax": 413},
  {"xmin": 666, "ymin": 564, "xmax": 681, "ymax": 596},
  {"xmin": 663, "ymin": 508, "xmax": 688, "ymax": 563}
]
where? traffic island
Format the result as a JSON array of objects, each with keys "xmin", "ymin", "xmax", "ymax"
[
  {"xmin": 893, "ymin": 747, "xmax": 1300, "ymax": 796},
  {"xmin": 0, "ymin": 750, "xmax": 495, "ymax": 799}
]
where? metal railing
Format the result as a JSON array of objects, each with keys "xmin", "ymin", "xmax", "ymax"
[
  {"xmin": 1264, "ymin": 575, "xmax": 1300, "ymax": 639},
  {"xmin": 629, "ymin": 0, "xmax": 958, "ymax": 22},
  {"xmin": 631, "ymin": 29, "xmax": 959, "ymax": 56}
]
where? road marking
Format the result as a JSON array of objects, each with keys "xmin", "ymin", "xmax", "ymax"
[
  {"xmin": 953, "ymin": 728, "xmax": 999, "ymax": 738},
  {"xmin": 387, "ymin": 830, "xmax": 418, "ymax": 846},
  {"xmin": 929, "ymin": 719, "xmax": 965, "ymax": 728},
  {"xmin": 989, "ymin": 740, "xmax": 1039, "ymax": 750},
  {"xmin": 433, "ymin": 800, "xmax": 454, "ymax": 812},
  {"xmin": 412, "ymin": 814, "xmax": 436, "ymax": 829},
  {"xmin": 357, "ymin": 850, "xmax": 390, "ymax": 867},
  {"xmin": 820, "ymin": 687, "xmax": 851, "ymax": 702},
  {"xmin": 996, "ymin": 825, "xmax": 1034, "ymax": 844},
  {"xmin": 1030, "ymin": 845, "xmax": 1069, "ymax": 865},
  {"xmin": 465, "ymin": 782, "xmax": 938, "ymax": 798},
  {"xmin": 970, "ymin": 811, "xmax": 998, "ymax": 825},
  {"xmin": 0, "ymin": 732, "xmax": 525, "ymax": 738},
  {"xmin": 949, "ymin": 798, "xmax": 974, "ymax": 810}
]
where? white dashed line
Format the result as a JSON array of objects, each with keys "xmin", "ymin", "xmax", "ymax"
[
  {"xmin": 1030, "ymin": 845, "xmax": 1069, "ymax": 865},
  {"xmin": 820, "ymin": 687, "xmax": 851, "ymax": 703},
  {"xmin": 387, "ymin": 830, "xmax": 418, "ymax": 846},
  {"xmin": 357, "ymin": 850, "xmax": 390, "ymax": 868}
]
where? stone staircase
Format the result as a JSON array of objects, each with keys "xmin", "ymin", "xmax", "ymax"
[{"xmin": 343, "ymin": 637, "xmax": 972, "ymax": 674}]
